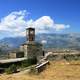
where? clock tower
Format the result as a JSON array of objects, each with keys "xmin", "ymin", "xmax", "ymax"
[
  {"xmin": 21, "ymin": 27, "xmax": 44, "ymax": 60},
  {"xmin": 26, "ymin": 27, "xmax": 35, "ymax": 42}
]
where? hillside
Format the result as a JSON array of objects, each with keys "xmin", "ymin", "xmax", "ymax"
[
  {"xmin": 0, "ymin": 60, "xmax": 80, "ymax": 80},
  {"xmin": 0, "ymin": 33, "xmax": 80, "ymax": 50}
]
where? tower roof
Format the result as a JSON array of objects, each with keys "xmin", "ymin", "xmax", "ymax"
[{"xmin": 26, "ymin": 27, "xmax": 35, "ymax": 30}]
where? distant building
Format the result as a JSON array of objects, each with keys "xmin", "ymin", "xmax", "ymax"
[{"xmin": 9, "ymin": 50, "xmax": 24, "ymax": 59}]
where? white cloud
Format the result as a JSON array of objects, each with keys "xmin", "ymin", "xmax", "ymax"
[
  {"xmin": 0, "ymin": 10, "xmax": 70, "ymax": 39},
  {"xmin": 32, "ymin": 16, "xmax": 54, "ymax": 33},
  {"xmin": 0, "ymin": 10, "xmax": 28, "ymax": 37},
  {"xmin": 54, "ymin": 24, "xmax": 70, "ymax": 31},
  {"xmin": 27, "ymin": 16, "xmax": 70, "ymax": 33}
]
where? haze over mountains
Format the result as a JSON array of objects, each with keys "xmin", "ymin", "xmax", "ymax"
[{"xmin": 0, "ymin": 33, "xmax": 80, "ymax": 50}]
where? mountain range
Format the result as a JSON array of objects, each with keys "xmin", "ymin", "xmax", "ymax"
[{"xmin": 0, "ymin": 33, "xmax": 80, "ymax": 51}]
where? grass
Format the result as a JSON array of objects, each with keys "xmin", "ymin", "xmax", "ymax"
[{"xmin": 0, "ymin": 60, "xmax": 80, "ymax": 80}]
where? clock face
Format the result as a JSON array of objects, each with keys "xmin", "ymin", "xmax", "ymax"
[
  {"xmin": 26, "ymin": 31, "xmax": 28, "ymax": 35},
  {"xmin": 30, "ymin": 31, "xmax": 34, "ymax": 34}
]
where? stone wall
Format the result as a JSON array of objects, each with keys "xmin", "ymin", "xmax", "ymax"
[
  {"xmin": 9, "ymin": 52, "xmax": 17, "ymax": 59},
  {"xmin": 22, "ymin": 42, "xmax": 43, "ymax": 61}
]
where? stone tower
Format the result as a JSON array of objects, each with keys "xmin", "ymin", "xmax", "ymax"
[{"xmin": 20, "ymin": 27, "xmax": 44, "ymax": 61}]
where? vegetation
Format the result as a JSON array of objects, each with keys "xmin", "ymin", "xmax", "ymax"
[
  {"xmin": 46, "ymin": 54, "xmax": 58, "ymax": 60},
  {"xmin": 29, "ymin": 66, "xmax": 37, "ymax": 74},
  {"xmin": 4, "ymin": 58, "xmax": 37, "ymax": 74},
  {"xmin": 1, "ymin": 60, "xmax": 80, "ymax": 80},
  {"xmin": 46, "ymin": 54, "xmax": 80, "ymax": 61},
  {"xmin": 63, "ymin": 54, "xmax": 80, "ymax": 61},
  {"xmin": 21, "ymin": 58, "xmax": 37, "ymax": 68},
  {"xmin": 5, "ymin": 64, "xmax": 17, "ymax": 74}
]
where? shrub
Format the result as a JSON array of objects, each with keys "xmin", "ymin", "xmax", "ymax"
[
  {"xmin": 5, "ymin": 64, "xmax": 17, "ymax": 74},
  {"xmin": 46, "ymin": 55, "xmax": 58, "ymax": 60},
  {"xmin": 21, "ymin": 58, "xmax": 37, "ymax": 68},
  {"xmin": 63, "ymin": 54, "xmax": 80, "ymax": 61}
]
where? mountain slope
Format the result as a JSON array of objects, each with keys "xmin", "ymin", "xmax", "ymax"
[{"xmin": 0, "ymin": 33, "xmax": 80, "ymax": 50}]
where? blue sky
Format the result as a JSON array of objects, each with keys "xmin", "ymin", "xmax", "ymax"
[{"xmin": 0, "ymin": 0, "xmax": 80, "ymax": 39}]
